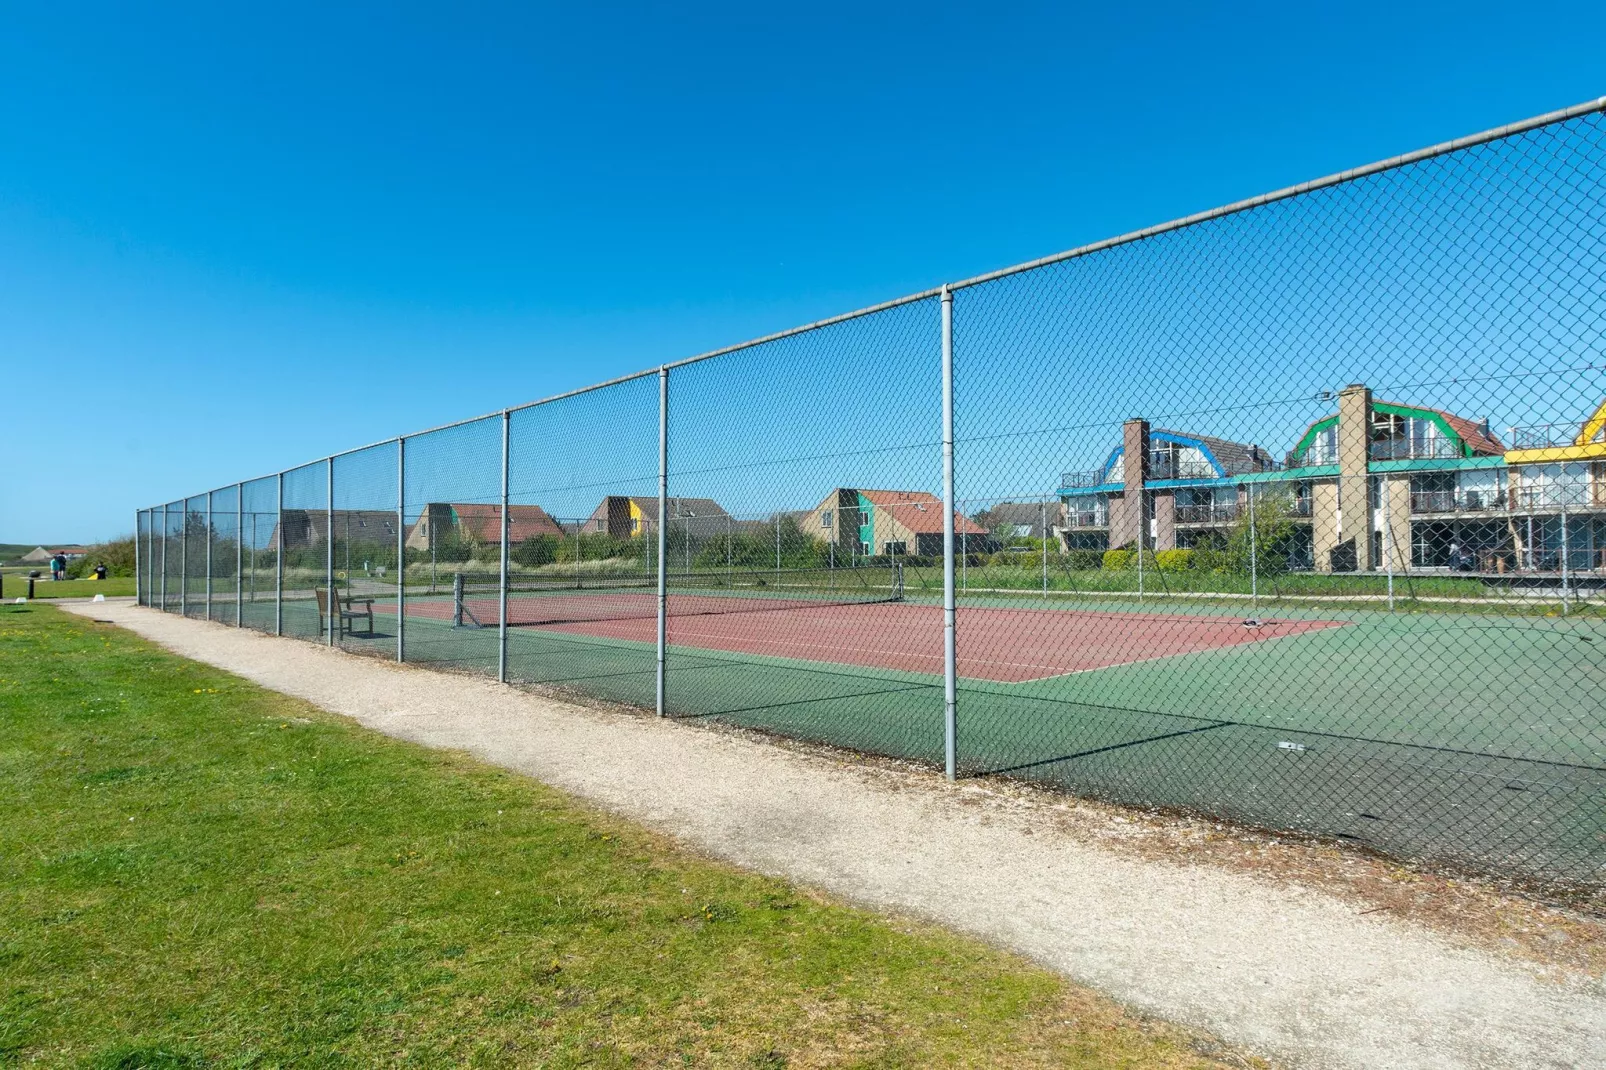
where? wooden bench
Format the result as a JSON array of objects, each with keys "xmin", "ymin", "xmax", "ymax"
[{"xmin": 315, "ymin": 587, "xmax": 375, "ymax": 638}]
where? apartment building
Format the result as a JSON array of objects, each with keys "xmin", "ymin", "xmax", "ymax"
[
  {"xmin": 1054, "ymin": 384, "xmax": 1606, "ymax": 576},
  {"xmin": 1056, "ymin": 426, "xmax": 1278, "ymax": 553}
]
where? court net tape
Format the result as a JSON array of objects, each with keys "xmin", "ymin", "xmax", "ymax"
[{"xmin": 450, "ymin": 564, "xmax": 905, "ymax": 628}]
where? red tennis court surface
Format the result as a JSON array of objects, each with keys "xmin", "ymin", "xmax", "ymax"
[{"xmin": 413, "ymin": 592, "xmax": 1344, "ymax": 683}]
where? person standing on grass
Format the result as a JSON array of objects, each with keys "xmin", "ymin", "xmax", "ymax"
[
  {"xmin": 93, "ymin": 563, "xmax": 108, "ymax": 581},
  {"xmin": 51, "ymin": 553, "xmax": 66, "ymax": 581}
]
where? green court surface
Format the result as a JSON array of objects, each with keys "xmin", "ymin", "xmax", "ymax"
[{"xmin": 201, "ymin": 588, "xmax": 1605, "ymax": 887}]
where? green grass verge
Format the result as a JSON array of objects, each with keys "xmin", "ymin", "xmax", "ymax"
[
  {"xmin": 0, "ymin": 604, "xmax": 1238, "ymax": 1069},
  {"xmin": 1, "ymin": 575, "xmax": 135, "ymax": 600}
]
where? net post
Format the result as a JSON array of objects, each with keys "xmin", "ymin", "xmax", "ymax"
[
  {"xmin": 326, "ymin": 459, "xmax": 335, "ymax": 646},
  {"xmin": 1249, "ymin": 482, "xmax": 1259, "ymax": 611},
  {"xmin": 1136, "ymin": 490, "xmax": 1144, "ymax": 604},
  {"xmin": 941, "ymin": 284, "xmax": 957, "ymax": 783},
  {"xmin": 396, "ymin": 437, "xmax": 406, "ymax": 663},
  {"xmin": 499, "ymin": 410, "xmax": 511, "ymax": 682},
  {"xmin": 235, "ymin": 484, "xmax": 243, "ymax": 627},
  {"xmin": 1561, "ymin": 497, "xmax": 1570, "ymax": 614},
  {"xmin": 656, "ymin": 365, "xmax": 669, "ymax": 718},
  {"xmin": 1383, "ymin": 478, "xmax": 1394, "ymax": 611},
  {"xmin": 275, "ymin": 473, "xmax": 284, "ymax": 637},
  {"xmin": 206, "ymin": 492, "xmax": 213, "ymax": 620}
]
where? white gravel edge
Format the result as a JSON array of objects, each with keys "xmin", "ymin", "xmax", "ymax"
[{"xmin": 69, "ymin": 603, "xmax": 1606, "ymax": 1070}]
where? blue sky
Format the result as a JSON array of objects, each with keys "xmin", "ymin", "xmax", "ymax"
[{"xmin": 5, "ymin": 3, "xmax": 1606, "ymax": 540}]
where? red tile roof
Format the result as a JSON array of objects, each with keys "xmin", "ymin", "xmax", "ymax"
[
  {"xmin": 857, "ymin": 490, "xmax": 988, "ymax": 535},
  {"xmin": 450, "ymin": 504, "xmax": 566, "ymax": 543},
  {"xmin": 1376, "ymin": 401, "xmax": 1506, "ymax": 455}
]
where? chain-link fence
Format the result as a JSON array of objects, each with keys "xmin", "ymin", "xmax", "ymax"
[{"xmin": 136, "ymin": 100, "xmax": 1606, "ymax": 892}]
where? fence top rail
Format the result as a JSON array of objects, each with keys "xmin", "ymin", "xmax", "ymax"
[{"xmin": 141, "ymin": 96, "xmax": 1606, "ymax": 512}]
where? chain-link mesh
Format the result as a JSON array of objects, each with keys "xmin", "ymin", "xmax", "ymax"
[
  {"xmin": 207, "ymin": 485, "xmax": 239, "ymax": 625},
  {"xmin": 330, "ymin": 443, "xmax": 400, "ymax": 658},
  {"xmin": 135, "ymin": 509, "xmax": 151, "ymax": 606},
  {"xmin": 399, "ymin": 417, "xmax": 505, "ymax": 675},
  {"xmin": 662, "ymin": 300, "xmax": 945, "ymax": 760},
  {"xmin": 137, "ymin": 104, "xmax": 1606, "ymax": 891},
  {"xmin": 504, "ymin": 375, "xmax": 660, "ymax": 705},
  {"xmin": 278, "ymin": 462, "xmax": 329, "ymax": 641},
  {"xmin": 161, "ymin": 501, "xmax": 183, "ymax": 612},
  {"xmin": 240, "ymin": 477, "xmax": 278, "ymax": 632},
  {"xmin": 949, "ymin": 109, "xmax": 1606, "ymax": 886},
  {"xmin": 181, "ymin": 494, "xmax": 207, "ymax": 618}
]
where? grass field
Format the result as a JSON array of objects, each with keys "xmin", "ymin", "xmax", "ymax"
[
  {"xmin": 238, "ymin": 578, "xmax": 1606, "ymax": 890},
  {"xmin": 0, "ymin": 603, "xmax": 1239, "ymax": 1068},
  {"xmin": 2, "ymin": 575, "xmax": 135, "ymax": 600}
]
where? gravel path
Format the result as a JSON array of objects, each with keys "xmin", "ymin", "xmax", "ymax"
[{"xmin": 73, "ymin": 603, "xmax": 1606, "ymax": 1070}]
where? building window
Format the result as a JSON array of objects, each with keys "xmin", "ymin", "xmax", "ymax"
[
  {"xmin": 1307, "ymin": 425, "xmax": 1337, "ymax": 465},
  {"xmin": 883, "ymin": 541, "xmax": 907, "ymax": 556},
  {"xmin": 821, "ymin": 510, "xmax": 833, "ymax": 529}
]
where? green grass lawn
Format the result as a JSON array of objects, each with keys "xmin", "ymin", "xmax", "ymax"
[
  {"xmin": 1, "ymin": 575, "xmax": 135, "ymax": 600},
  {"xmin": 0, "ymin": 604, "xmax": 1239, "ymax": 1069}
]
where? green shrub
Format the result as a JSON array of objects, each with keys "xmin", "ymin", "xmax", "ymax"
[
  {"xmin": 65, "ymin": 537, "xmax": 136, "ymax": 578},
  {"xmin": 1154, "ymin": 548, "xmax": 1193, "ymax": 573},
  {"xmin": 1102, "ymin": 549, "xmax": 1134, "ymax": 571},
  {"xmin": 1064, "ymin": 549, "xmax": 1104, "ymax": 571},
  {"xmin": 511, "ymin": 534, "xmax": 560, "ymax": 567},
  {"xmin": 1191, "ymin": 547, "xmax": 1229, "ymax": 573}
]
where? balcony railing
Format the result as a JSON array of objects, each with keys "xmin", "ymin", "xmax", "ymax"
[
  {"xmin": 1369, "ymin": 437, "xmax": 1464, "ymax": 461},
  {"xmin": 1064, "ymin": 510, "xmax": 1108, "ymax": 529},
  {"xmin": 1060, "ymin": 468, "xmax": 1113, "ymax": 489},
  {"xmin": 1512, "ymin": 486, "xmax": 1597, "ymax": 510},
  {"xmin": 1149, "ymin": 455, "xmax": 1221, "ymax": 480},
  {"xmin": 1507, "ymin": 423, "xmax": 1585, "ymax": 450},
  {"xmin": 1409, "ymin": 490, "xmax": 1504, "ymax": 514},
  {"xmin": 1175, "ymin": 502, "xmax": 1240, "ymax": 525},
  {"xmin": 1285, "ymin": 449, "xmax": 1335, "ymax": 469}
]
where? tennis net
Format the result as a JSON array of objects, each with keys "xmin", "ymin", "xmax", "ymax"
[{"xmin": 449, "ymin": 564, "xmax": 904, "ymax": 629}]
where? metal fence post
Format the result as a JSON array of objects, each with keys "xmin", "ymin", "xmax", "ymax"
[
  {"xmin": 205, "ymin": 493, "xmax": 213, "ymax": 620},
  {"xmin": 275, "ymin": 472, "xmax": 284, "ymax": 637},
  {"xmin": 499, "ymin": 410, "xmax": 510, "ymax": 683},
  {"xmin": 134, "ymin": 511, "xmax": 143, "ymax": 606},
  {"xmin": 326, "ymin": 460, "xmax": 335, "ymax": 646},
  {"xmin": 180, "ymin": 499, "xmax": 188, "ymax": 616},
  {"xmin": 656, "ymin": 366, "xmax": 669, "ymax": 717},
  {"xmin": 160, "ymin": 505, "xmax": 168, "ymax": 611},
  {"xmin": 236, "ymin": 484, "xmax": 243, "ymax": 626},
  {"xmin": 941, "ymin": 284, "xmax": 957, "ymax": 782},
  {"xmin": 397, "ymin": 437, "xmax": 406, "ymax": 663}
]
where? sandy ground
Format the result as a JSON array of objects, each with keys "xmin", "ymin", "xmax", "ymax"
[{"xmin": 66, "ymin": 602, "xmax": 1606, "ymax": 1070}]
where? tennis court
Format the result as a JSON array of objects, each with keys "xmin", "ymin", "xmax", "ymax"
[
  {"xmin": 333, "ymin": 581, "xmax": 1606, "ymax": 883},
  {"xmin": 391, "ymin": 586, "xmax": 1346, "ymax": 683}
]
